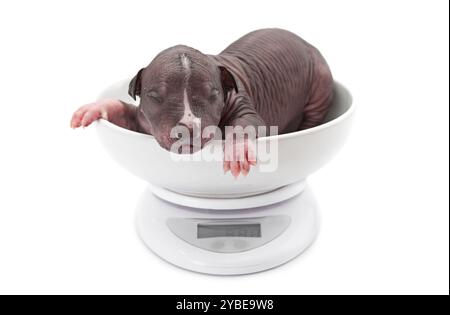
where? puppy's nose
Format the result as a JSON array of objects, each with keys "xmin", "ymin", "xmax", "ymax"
[
  {"xmin": 172, "ymin": 123, "xmax": 200, "ymax": 141},
  {"xmin": 172, "ymin": 124, "xmax": 187, "ymax": 139},
  {"xmin": 177, "ymin": 122, "xmax": 200, "ymax": 138}
]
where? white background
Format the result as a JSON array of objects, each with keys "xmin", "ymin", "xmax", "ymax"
[{"xmin": 0, "ymin": 0, "xmax": 448, "ymax": 295}]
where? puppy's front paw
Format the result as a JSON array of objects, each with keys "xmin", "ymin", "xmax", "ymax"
[
  {"xmin": 223, "ymin": 138, "xmax": 257, "ymax": 178},
  {"xmin": 70, "ymin": 102, "xmax": 109, "ymax": 129}
]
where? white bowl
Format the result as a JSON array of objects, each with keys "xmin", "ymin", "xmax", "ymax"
[{"xmin": 95, "ymin": 79, "xmax": 354, "ymax": 198}]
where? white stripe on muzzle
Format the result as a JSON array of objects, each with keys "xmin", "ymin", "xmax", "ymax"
[{"xmin": 179, "ymin": 88, "xmax": 201, "ymax": 130}]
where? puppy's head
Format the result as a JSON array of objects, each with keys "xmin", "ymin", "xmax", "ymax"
[{"xmin": 129, "ymin": 45, "xmax": 237, "ymax": 153}]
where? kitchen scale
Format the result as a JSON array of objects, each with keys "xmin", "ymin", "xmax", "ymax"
[
  {"xmin": 94, "ymin": 79, "xmax": 353, "ymax": 276},
  {"xmin": 136, "ymin": 180, "xmax": 319, "ymax": 275}
]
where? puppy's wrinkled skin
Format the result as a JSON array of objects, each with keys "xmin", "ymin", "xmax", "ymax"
[{"xmin": 71, "ymin": 28, "xmax": 333, "ymax": 178}]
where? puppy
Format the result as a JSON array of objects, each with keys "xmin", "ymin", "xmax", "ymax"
[{"xmin": 70, "ymin": 28, "xmax": 333, "ymax": 177}]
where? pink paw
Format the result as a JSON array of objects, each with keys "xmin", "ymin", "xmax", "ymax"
[
  {"xmin": 223, "ymin": 137, "xmax": 257, "ymax": 178},
  {"xmin": 70, "ymin": 99, "xmax": 125, "ymax": 129},
  {"xmin": 70, "ymin": 102, "xmax": 109, "ymax": 129}
]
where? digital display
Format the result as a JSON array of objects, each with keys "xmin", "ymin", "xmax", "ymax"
[{"xmin": 197, "ymin": 223, "xmax": 261, "ymax": 239}]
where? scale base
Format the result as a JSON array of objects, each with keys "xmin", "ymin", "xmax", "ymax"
[{"xmin": 136, "ymin": 181, "xmax": 319, "ymax": 275}]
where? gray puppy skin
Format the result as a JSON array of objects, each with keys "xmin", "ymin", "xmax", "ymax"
[{"xmin": 71, "ymin": 28, "xmax": 333, "ymax": 176}]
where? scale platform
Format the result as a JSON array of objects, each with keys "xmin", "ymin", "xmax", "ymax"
[{"xmin": 136, "ymin": 180, "xmax": 319, "ymax": 275}]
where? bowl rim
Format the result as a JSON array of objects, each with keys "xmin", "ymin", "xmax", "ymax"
[{"xmin": 95, "ymin": 80, "xmax": 354, "ymax": 142}]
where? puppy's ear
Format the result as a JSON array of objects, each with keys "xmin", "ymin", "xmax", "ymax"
[
  {"xmin": 128, "ymin": 68, "xmax": 144, "ymax": 100},
  {"xmin": 219, "ymin": 66, "xmax": 238, "ymax": 98}
]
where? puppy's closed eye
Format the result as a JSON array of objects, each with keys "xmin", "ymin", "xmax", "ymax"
[
  {"xmin": 146, "ymin": 91, "xmax": 163, "ymax": 104},
  {"xmin": 209, "ymin": 88, "xmax": 220, "ymax": 101}
]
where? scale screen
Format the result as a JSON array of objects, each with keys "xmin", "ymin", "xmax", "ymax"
[{"xmin": 197, "ymin": 223, "xmax": 261, "ymax": 239}]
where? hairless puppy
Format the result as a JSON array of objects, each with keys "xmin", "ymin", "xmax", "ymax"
[{"xmin": 71, "ymin": 28, "xmax": 333, "ymax": 178}]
